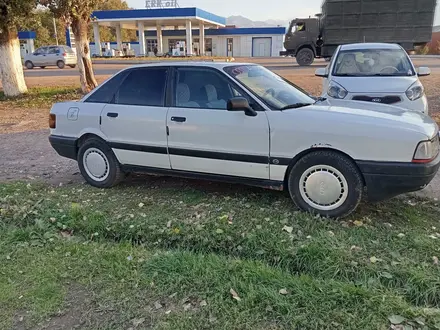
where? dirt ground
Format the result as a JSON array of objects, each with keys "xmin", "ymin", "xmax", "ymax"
[{"xmin": 1, "ymin": 57, "xmax": 440, "ymax": 198}]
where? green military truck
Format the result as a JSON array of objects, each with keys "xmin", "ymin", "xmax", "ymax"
[{"xmin": 281, "ymin": 0, "xmax": 437, "ymax": 66}]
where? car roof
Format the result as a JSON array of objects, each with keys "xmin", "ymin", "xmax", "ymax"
[
  {"xmin": 122, "ymin": 61, "xmax": 256, "ymax": 70},
  {"xmin": 340, "ymin": 43, "xmax": 402, "ymax": 51}
]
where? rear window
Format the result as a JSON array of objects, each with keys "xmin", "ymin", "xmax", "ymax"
[
  {"xmin": 63, "ymin": 46, "xmax": 75, "ymax": 54},
  {"xmin": 84, "ymin": 71, "xmax": 128, "ymax": 104}
]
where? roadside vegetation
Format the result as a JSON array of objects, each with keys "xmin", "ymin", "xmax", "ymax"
[
  {"xmin": 0, "ymin": 86, "xmax": 80, "ymax": 108},
  {"xmin": 1, "ymin": 180, "xmax": 440, "ymax": 329}
]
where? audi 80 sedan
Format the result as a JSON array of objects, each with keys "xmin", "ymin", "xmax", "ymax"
[{"xmin": 48, "ymin": 62, "xmax": 440, "ymax": 218}]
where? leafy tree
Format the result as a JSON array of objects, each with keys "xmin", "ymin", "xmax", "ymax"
[
  {"xmin": 0, "ymin": 0, "xmax": 36, "ymax": 96},
  {"xmin": 39, "ymin": 0, "xmax": 105, "ymax": 93}
]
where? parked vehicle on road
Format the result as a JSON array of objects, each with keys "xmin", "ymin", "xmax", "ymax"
[
  {"xmin": 315, "ymin": 43, "xmax": 431, "ymax": 115},
  {"xmin": 24, "ymin": 45, "xmax": 77, "ymax": 69},
  {"xmin": 48, "ymin": 62, "xmax": 440, "ymax": 218},
  {"xmin": 281, "ymin": 0, "xmax": 437, "ymax": 66}
]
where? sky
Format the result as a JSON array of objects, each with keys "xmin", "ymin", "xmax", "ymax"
[{"xmin": 128, "ymin": 0, "xmax": 440, "ymax": 26}]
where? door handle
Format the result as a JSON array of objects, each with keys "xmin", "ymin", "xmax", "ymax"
[
  {"xmin": 107, "ymin": 112, "xmax": 119, "ymax": 118},
  {"xmin": 171, "ymin": 116, "xmax": 186, "ymax": 123}
]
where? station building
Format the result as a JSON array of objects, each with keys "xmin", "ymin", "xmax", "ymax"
[{"xmin": 89, "ymin": 7, "xmax": 286, "ymax": 57}]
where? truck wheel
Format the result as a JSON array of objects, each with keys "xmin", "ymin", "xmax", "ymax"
[
  {"xmin": 296, "ymin": 48, "xmax": 314, "ymax": 66},
  {"xmin": 287, "ymin": 151, "xmax": 363, "ymax": 218}
]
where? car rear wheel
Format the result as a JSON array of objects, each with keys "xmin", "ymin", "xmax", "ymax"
[
  {"xmin": 57, "ymin": 60, "xmax": 65, "ymax": 69},
  {"xmin": 25, "ymin": 61, "xmax": 34, "ymax": 69},
  {"xmin": 68, "ymin": 64, "xmax": 76, "ymax": 68},
  {"xmin": 287, "ymin": 151, "xmax": 363, "ymax": 218},
  {"xmin": 40, "ymin": 66, "xmax": 46, "ymax": 69},
  {"xmin": 77, "ymin": 138, "xmax": 124, "ymax": 188},
  {"xmin": 296, "ymin": 48, "xmax": 314, "ymax": 66}
]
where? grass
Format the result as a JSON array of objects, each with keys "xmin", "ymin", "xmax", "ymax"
[
  {"xmin": 0, "ymin": 86, "xmax": 81, "ymax": 109},
  {"xmin": 1, "ymin": 180, "xmax": 440, "ymax": 329}
]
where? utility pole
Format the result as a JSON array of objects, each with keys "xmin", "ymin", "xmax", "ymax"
[{"xmin": 53, "ymin": 17, "xmax": 59, "ymax": 45}]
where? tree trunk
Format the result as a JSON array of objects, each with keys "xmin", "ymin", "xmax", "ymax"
[
  {"xmin": 71, "ymin": 18, "xmax": 98, "ymax": 94},
  {"xmin": 0, "ymin": 28, "xmax": 28, "ymax": 97}
]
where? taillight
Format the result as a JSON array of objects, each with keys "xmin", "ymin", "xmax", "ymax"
[
  {"xmin": 49, "ymin": 114, "xmax": 56, "ymax": 129},
  {"xmin": 62, "ymin": 52, "xmax": 67, "ymax": 56}
]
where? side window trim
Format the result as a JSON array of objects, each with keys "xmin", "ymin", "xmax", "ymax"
[
  {"xmin": 82, "ymin": 70, "xmax": 129, "ymax": 104},
  {"xmin": 172, "ymin": 66, "xmax": 264, "ymax": 111}
]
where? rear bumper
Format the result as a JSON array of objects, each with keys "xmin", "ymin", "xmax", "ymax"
[
  {"xmin": 356, "ymin": 154, "xmax": 440, "ymax": 201},
  {"xmin": 49, "ymin": 135, "xmax": 77, "ymax": 160}
]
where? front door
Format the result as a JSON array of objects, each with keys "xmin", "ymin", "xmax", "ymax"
[
  {"xmin": 227, "ymin": 38, "xmax": 233, "ymax": 57},
  {"xmin": 166, "ymin": 66, "xmax": 270, "ymax": 179},
  {"xmin": 32, "ymin": 47, "xmax": 47, "ymax": 66},
  {"xmin": 100, "ymin": 66, "xmax": 171, "ymax": 169}
]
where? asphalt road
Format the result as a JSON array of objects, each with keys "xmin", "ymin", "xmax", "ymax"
[{"xmin": 23, "ymin": 57, "xmax": 440, "ymax": 78}]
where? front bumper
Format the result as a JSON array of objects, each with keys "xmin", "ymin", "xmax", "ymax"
[
  {"xmin": 49, "ymin": 135, "xmax": 78, "ymax": 160},
  {"xmin": 356, "ymin": 153, "xmax": 440, "ymax": 201}
]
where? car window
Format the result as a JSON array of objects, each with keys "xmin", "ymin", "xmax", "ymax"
[
  {"xmin": 333, "ymin": 49, "xmax": 415, "ymax": 76},
  {"xmin": 35, "ymin": 47, "xmax": 47, "ymax": 55},
  {"xmin": 63, "ymin": 46, "xmax": 75, "ymax": 54},
  {"xmin": 175, "ymin": 67, "xmax": 241, "ymax": 110},
  {"xmin": 114, "ymin": 68, "xmax": 168, "ymax": 107},
  {"xmin": 48, "ymin": 47, "xmax": 59, "ymax": 54},
  {"xmin": 84, "ymin": 71, "xmax": 128, "ymax": 104}
]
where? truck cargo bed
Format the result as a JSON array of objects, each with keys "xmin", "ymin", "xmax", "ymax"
[{"xmin": 321, "ymin": 0, "xmax": 437, "ymax": 47}]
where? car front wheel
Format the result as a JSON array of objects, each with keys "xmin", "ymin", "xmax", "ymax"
[
  {"xmin": 77, "ymin": 138, "xmax": 124, "ymax": 188},
  {"xmin": 288, "ymin": 151, "xmax": 363, "ymax": 218},
  {"xmin": 25, "ymin": 61, "xmax": 34, "ymax": 69},
  {"xmin": 57, "ymin": 60, "xmax": 65, "ymax": 69}
]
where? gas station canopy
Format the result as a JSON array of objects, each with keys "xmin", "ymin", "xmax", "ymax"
[{"xmin": 92, "ymin": 7, "xmax": 226, "ymax": 30}]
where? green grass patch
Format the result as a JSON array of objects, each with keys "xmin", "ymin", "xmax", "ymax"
[
  {"xmin": 0, "ymin": 87, "xmax": 81, "ymax": 108},
  {"xmin": 1, "ymin": 181, "xmax": 440, "ymax": 329}
]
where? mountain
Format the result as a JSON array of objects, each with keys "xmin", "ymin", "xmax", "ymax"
[{"xmin": 226, "ymin": 15, "xmax": 289, "ymax": 28}]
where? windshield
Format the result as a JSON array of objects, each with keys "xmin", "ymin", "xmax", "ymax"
[
  {"xmin": 224, "ymin": 65, "xmax": 315, "ymax": 110},
  {"xmin": 333, "ymin": 49, "xmax": 415, "ymax": 77}
]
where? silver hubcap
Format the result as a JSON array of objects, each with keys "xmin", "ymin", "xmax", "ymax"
[
  {"xmin": 83, "ymin": 148, "xmax": 109, "ymax": 182},
  {"xmin": 299, "ymin": 165, "xmax": 348, "ymax": 211}
]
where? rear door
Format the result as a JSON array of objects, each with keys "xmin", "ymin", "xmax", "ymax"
[
  {"xmin": 47, "ymin": 46, "xmax": 60, "ymax": 66},
  {"xmin": 100, "ymin": 67, "xmax": 171, "ymax": 169}
]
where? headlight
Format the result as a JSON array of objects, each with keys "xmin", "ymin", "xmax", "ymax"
[
  {"xmin": 328, "ymin": 81, "xmax": 348, "ymax": 99},
  {"xmin": 413, "ymin": 135, "xmax": 440, "ymax": 163},
  {"xmin": 406, "ymin": 81, "xmax": 424, "ymax": 101}
]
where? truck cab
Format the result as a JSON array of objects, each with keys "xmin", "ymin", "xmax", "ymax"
[{"xmin": 282, "ymin": 18, "xmax": 320, "ymax": 66}]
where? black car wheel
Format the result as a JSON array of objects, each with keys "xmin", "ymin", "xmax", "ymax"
[
  {"xmin": 287, "ymin": 151, "xmax": 363, "ymax": 218},
  {"xmin": 77, "ymin": 138, "xmax": 124, "ymax": 188}
]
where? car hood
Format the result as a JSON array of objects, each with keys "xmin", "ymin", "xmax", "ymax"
[
  {"xmin": 332, "ymin": 76, "xmax": 417, "ymax": 93},
  {"xmin": 285, "ymin": 100, "xmax": 438, "ymax": 138}
]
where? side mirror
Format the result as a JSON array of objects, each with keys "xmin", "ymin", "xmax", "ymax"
[
  {"xmin": 417, "ymin": 67, "xmax": 431, "ymax": 77},
  {"xmin": 227, "ymin": 97, "xmax": 257, "ymax": 117},
  {"xmin": 315, "ymin": 68, "xmax": 328, "ymax": 78}
]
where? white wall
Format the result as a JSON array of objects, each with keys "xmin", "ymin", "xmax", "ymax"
[{"xmin": 90, "ymin": 34, "xmax": 285, "ymax": 58}]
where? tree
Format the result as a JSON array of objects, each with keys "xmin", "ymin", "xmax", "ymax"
[
  {"xmin": 0, "ymin": 0, "xmax": 35, "ymax": 97},
  {"xmin": 19, "ymin": 9, "xmax": 66, "ymax": 48},
  {"xmin": 39, "ymin": 0, "xmax": 104, "ymax": 93}
]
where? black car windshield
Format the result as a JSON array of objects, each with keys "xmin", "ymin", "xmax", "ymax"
[
  {"xmin": 224, "ymin": 65, "xmax": 315, "ymax": 110},
  {"xmin": 333, "ymin": 49, "xmax": 416, "ymax": 77}
]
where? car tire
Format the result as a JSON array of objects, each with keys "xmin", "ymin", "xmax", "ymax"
[
  {"xmin": 77, "ymin": 138, "xmax": 124, "ymax": 188},
  {"xmin": 296, "ymin": 48, "xmax": 314, "ymax": 66},
  {"xmin": 25, "ymin": 61, "xmax": 34, "ymax": 69},
  {"xmin": 287, "ymin": 151, "xmax": 363, "ymax": 218},
  {"xmin": 68, "ymin": 64, "xmax": 76, "ymax": 68},
  {"xmin": 57, "ymin": 60, "xmax": 65, "ymax": 69},
  {"xmin": 40, "ymin": 66, "xmax": 46, "ymax": 69}
]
